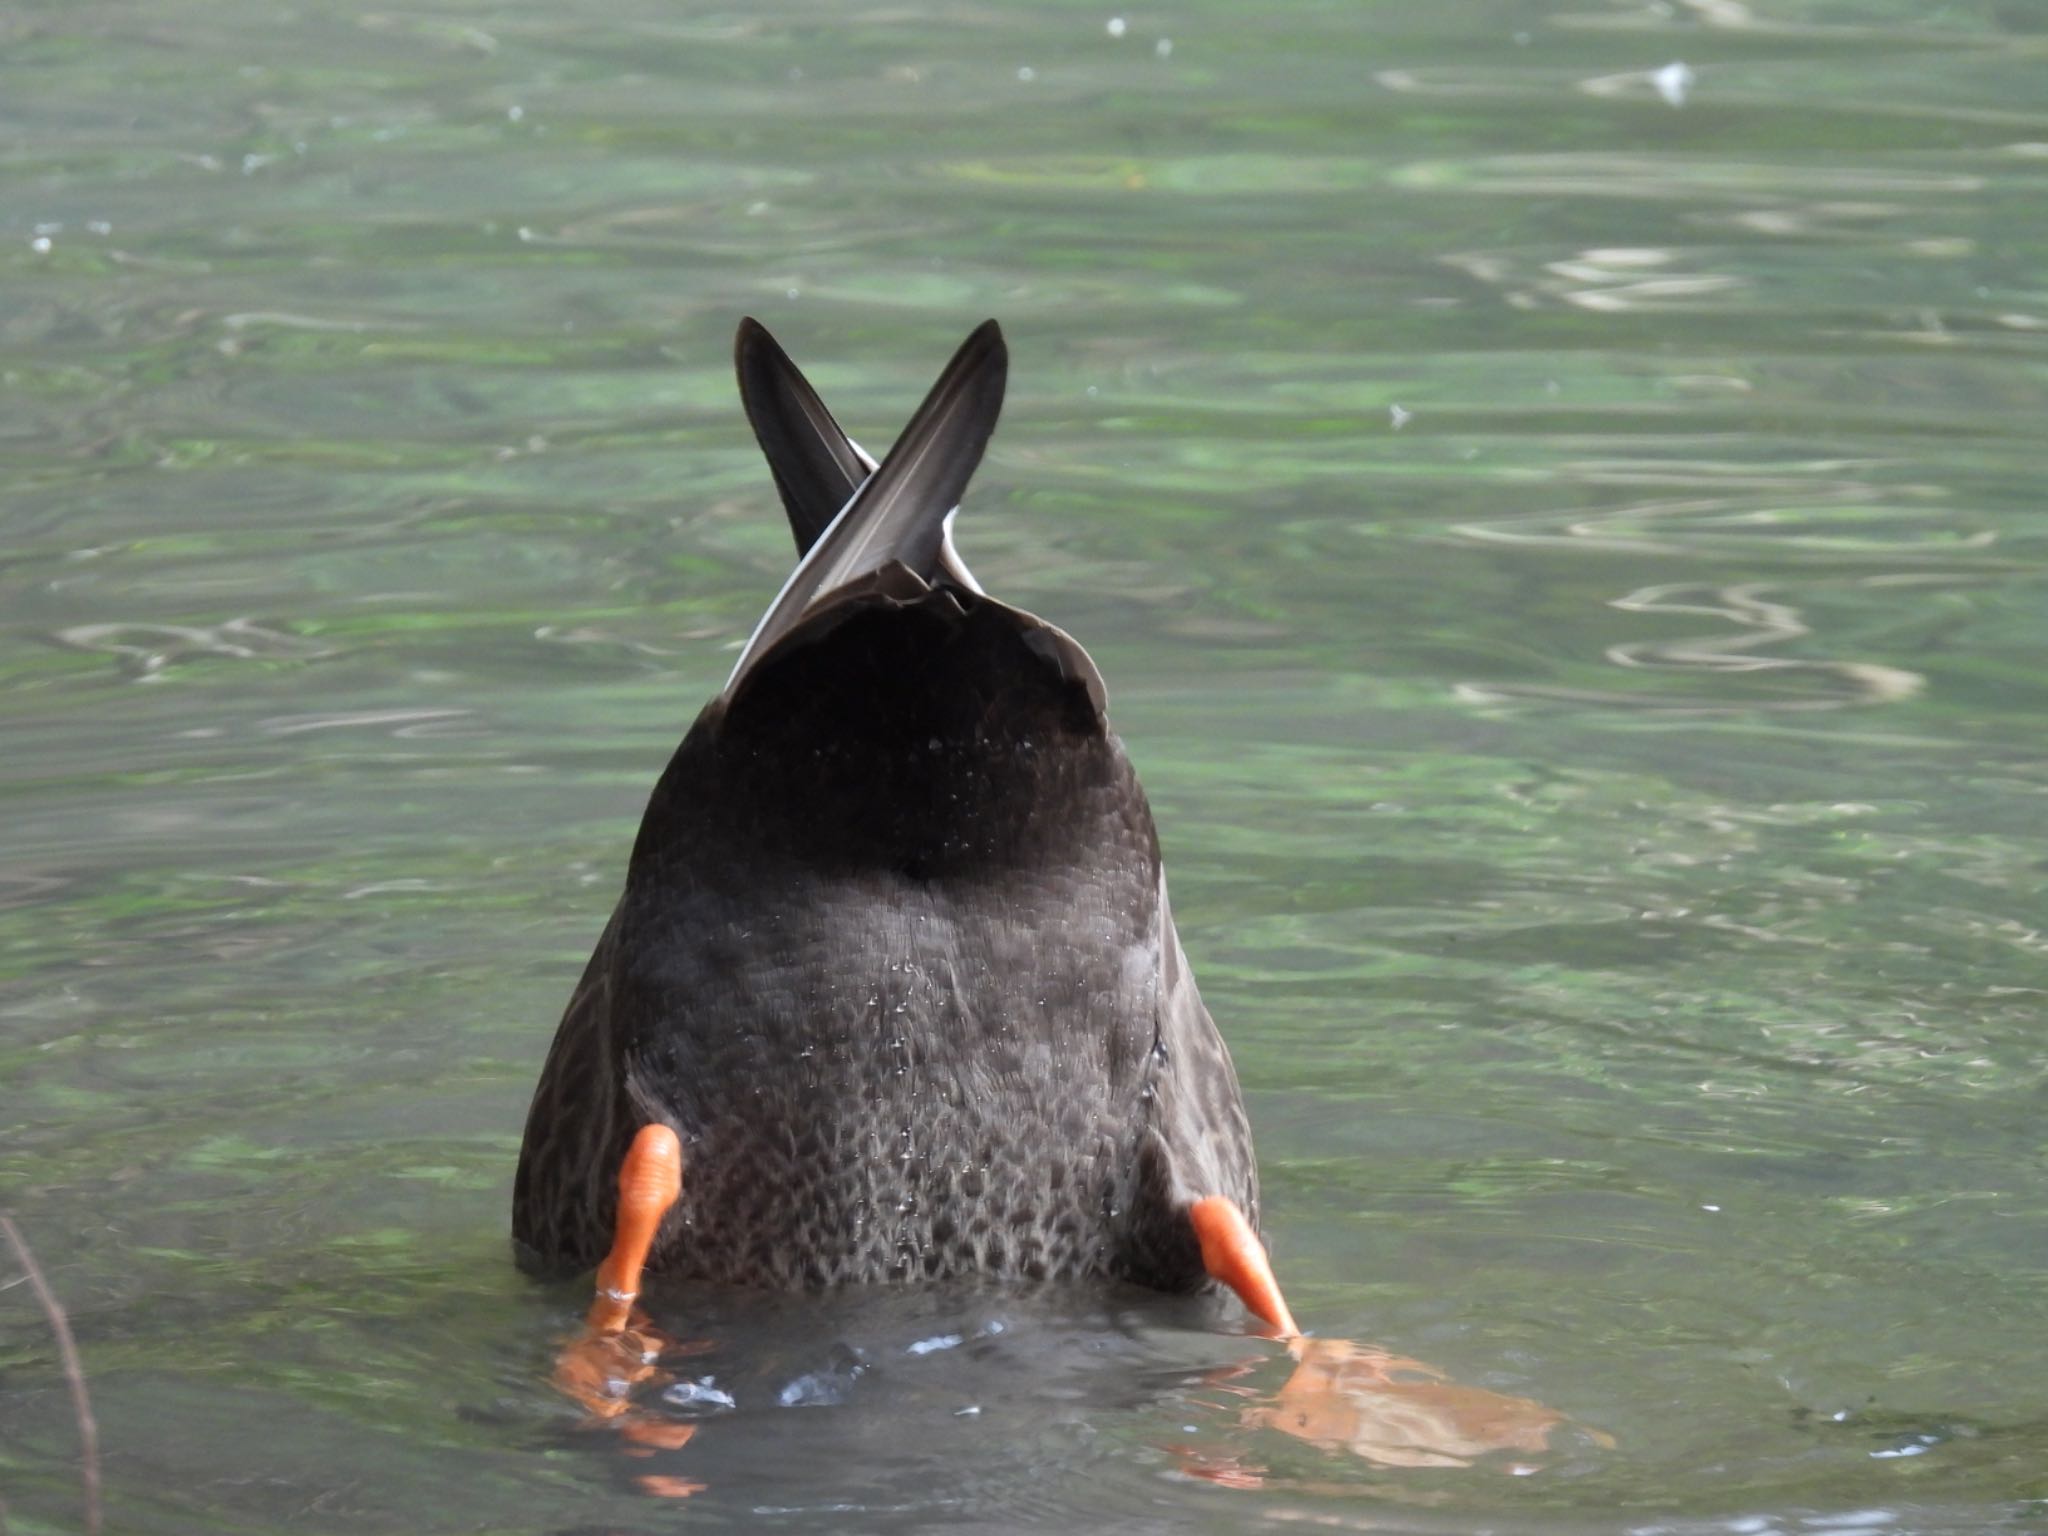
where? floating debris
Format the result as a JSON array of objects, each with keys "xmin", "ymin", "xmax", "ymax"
[
  {"xmin": 662, "ymin": 1377, "xmax": 738, "ymax": 1414},
  {"xmin": 777, "ymin": 1345, "xmax": 869, "ymax": 1407},
  {"xmin": 1653, "ymin": 61, "xmax": 1694, "ymax": 108},
  {"xmin": 1389, "ymin": 403, "xmax": 1413, "ymax": 430},
  {"xmin": 1107, "ymin": 16, "xmax": 1126, "ymax": 38}
]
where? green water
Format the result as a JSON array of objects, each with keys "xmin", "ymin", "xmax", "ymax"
[{"xmin": 5, "ymin": 0, "xmax": 2048, "ymax": 1530}]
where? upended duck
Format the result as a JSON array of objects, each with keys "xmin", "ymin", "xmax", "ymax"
[{"xmin": 513, "ymin": 319, "xmax": 1296, "ymax": 1355}]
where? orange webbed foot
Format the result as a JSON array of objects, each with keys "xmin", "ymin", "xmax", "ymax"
[
  {"xmin": 553, "ymin": 1311, "xmax": 667, "ymax": 1420},
  {"xmin": 1254, "ymin": 1335, "xmax": 1606, "ymax": 1470},
  {"xmin": 1187, "ymin": 1338, "xmax": 1608, "ymax": 1476},
  {"xmin": 1183, "ymin": 1198, "xmax": 1608, "ymax": 1473},
  {"xmin": 553, "ymin": 1124, "xmax": 684, "ymax": 1422}
]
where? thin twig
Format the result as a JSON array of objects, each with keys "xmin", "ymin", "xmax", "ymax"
[{"xmin": 0, "ymin": 1215, "xmax": 101, "ymax": 1536}]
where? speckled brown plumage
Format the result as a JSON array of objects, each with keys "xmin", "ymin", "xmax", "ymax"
[{"xmin": 512, "ymin": 320, "xmax": 1260, "ymax": 1296}]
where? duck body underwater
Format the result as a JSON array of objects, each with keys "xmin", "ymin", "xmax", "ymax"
[{"xmin": 514, "ymin": 319, "xmax": 1294, "ymax": 1337}]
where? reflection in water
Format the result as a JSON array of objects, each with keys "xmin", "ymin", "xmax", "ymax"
[
  {"xmin": 1445, "ymin": 456, "xmax": 1981, "ymax": 712},
  {"xmin": 1452, "ymin": 479, "xmax": 2003, "ymax": 562},
  {"xmin": 556, "ymin": 1304, "xmax": 1602, "ymax": 1502},
  {"xmin": 1605, "ymin": 581, "xmax": 1921, "ymax": 701},
  {"xmin": 55, "ymin": 617, "xmax": 333, "ymax": 679},
  {"xmin": 1193, "ymin": 1338, "xmax": 1605, "ymax": 1479},
  {"xmin": 1544, "ymin": 248, "xmax": 1743, "ymax": 314},
  {"xmin": 1456, "ymin": 578, "xmax": 1923, "ymax": 715},
  {"xmin": 1408, "ymin": 157, "xmax": 1986, "ymax": 204}
]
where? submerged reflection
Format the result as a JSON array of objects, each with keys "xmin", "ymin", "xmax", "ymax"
[
  {"xmin": 1183, "ymin": 1336, "xmax": 1607, "ymax": 1481},
  {"xmin": 1253, "ymin": 1337, "xmax": 1599, "ymax": 1469},
  {"xmin": 555, "ymin": 1305, "xmax": 1604, "ymax": 1500}
]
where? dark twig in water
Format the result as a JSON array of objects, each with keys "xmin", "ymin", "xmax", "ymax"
[{"xmin": 0, "ymin": 1216, "xmax": 101, "ymax": 1536}]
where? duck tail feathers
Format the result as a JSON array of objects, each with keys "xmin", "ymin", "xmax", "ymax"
[
  {"xmin": 723, "ymin": 320, "xmax": 1007, "ymax": 701},
  {"xmin": 734, "ymin": 317, "xmax": 875, "ymax": 557}
]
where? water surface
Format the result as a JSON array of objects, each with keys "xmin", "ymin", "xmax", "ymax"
[{"xmin": 5, "ymin": 1, "xmax": 2048, "ymax": 1531}]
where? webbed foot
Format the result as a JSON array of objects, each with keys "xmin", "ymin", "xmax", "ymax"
[{"xmin": 553, "ymin": 1125, "xmax": 684, "ymax": 1422}]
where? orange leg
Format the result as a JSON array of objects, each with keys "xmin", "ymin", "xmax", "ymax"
[
  {"xmin": 1189, "ymin": 1196, "xmax": 1298, "ymax": 1338},
  {"xmin": 589, "ymin": 1124, "xmax": 684, "ymax": 1334},
  {"xmin": 553, "ymin": 1124, "xmax": 684, "ymax": 1420}
]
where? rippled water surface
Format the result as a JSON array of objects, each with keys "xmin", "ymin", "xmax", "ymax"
[{"xmin": 6, "ymin": 1, "xmax": 2048, "ymax": 1531}]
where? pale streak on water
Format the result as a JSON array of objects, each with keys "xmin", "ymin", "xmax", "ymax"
[{"xmin": 3, "ymin": 1, "xmax": 2047, "ymax": 1531}]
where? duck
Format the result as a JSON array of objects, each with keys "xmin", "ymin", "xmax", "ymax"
[{"xmin": 512, "ymin": 319, "xmax": 1296, "ymax": 1364}]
